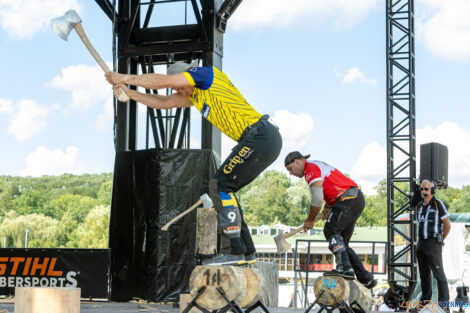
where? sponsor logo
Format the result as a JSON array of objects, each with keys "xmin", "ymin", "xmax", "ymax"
[
  {"xmin": 223, "ymin": 147, "xmax": 253, "ymax": 174},
  {"xmin": 201, "ymin": 103, "xmax": 210, "ymax": 118},
  {"xmin": 0, "ymin": 257, "xmax": 78, "ymax": 288}
]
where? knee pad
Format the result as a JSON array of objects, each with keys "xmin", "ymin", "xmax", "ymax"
[
  {"xmin": 218, "ymin": 191, "xmax": 241, "ymax": 238},
  {"xmin": 323, "ymin": 221, "xmax": 335, "ymax": 241},
  {"xmin": 328, "ymin": 234, "xmax": 346, "ymax": 254}
]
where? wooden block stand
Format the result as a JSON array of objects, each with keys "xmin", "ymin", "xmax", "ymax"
[
  {"xmin": 15, "ymin": 287, "xmax": 80, "ymax": 313},
  {"xmin": 184, "ymin": 265, "xmax": 270, "ymax": 313},
  {"xmin": 306, "ymin": 276, "xmax": 372, "ymax": 313}
]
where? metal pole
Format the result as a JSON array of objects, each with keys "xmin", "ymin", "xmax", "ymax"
[{"xmin": 25, "ymin": 229, "xmax": 29, "ymax": 248}]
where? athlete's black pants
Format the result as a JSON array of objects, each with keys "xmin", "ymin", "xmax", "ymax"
[
  {"xmin": 417, "ymin": 238, "xmax": 449, "ymax": 303},
  {"xmin": 323, "ymin": 189, "xmax": 374, "ymax": 283},
  {"xmin": 209, "ymin": 115, "xmax": 282, "ymax": 255}
]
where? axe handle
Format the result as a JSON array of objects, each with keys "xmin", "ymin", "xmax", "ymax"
[
  {"xmin": 73, "ymin": 22, "xmax": 130, "ymax": 103},
  {"xmin": 283, "ymin": 226, "xmax": 304, "ymax": 240},
  {"xmin": 283, "ymin": 216, "xmax": 321, "ymax": 240},
  {"xmin": 161, "ymin": 198, "xmax": 203, "ymax": 231}
]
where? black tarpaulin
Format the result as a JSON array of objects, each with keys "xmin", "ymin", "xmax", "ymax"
[{"xmin": 109, "ymin": 149, "xmax": 218, "ymax": 302}]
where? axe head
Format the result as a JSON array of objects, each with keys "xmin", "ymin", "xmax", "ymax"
[
  {"xmin": 50, "ymin": 10, "xmax": 82, "ymax": 41},
  {"xmin": 200, "ymin": 193, "xmax": 213, "ymax": 208},
  {"xmin": 274, "ymin": 231, "xmax": 291, "ymax": 255}
]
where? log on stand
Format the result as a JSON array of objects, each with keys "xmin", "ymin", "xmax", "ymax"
[
  {"xmin": 196, "ymin": 207, "xmax": 217, "ymax": 255},
  {"xmin": 189, "ymin": 265, "xmax": 246, "ymax": 310},
  {"xmin": 240, "ymin": 267, "xmax": 266, "ymax": 308},
  {"xmin": 188, "ymin": 265, "xmax": 267, "ymax": 311},
  {"xmin": 313, "ymin": 276, "xmax": 372, "ymax": 313}
]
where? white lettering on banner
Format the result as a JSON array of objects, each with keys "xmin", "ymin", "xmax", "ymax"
[
  {"xmin": 65, "ymin": 271, "xmax": 78, "ymax": 287},
  {"xmin": 0, "ymin": 271, "xmax": 78, "ymax": 288}
]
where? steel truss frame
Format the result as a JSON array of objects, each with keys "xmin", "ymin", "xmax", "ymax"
[
  {"xmin": 96, "ymin": 0, "xmax": 241, "ymax": 162},
  {"xmin": 386, "ymin": 0, "xmax": 417, "ymax": 303}
]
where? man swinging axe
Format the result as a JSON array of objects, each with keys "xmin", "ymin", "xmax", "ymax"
[
  {"xmin": 285, "ymin": 151, "xmax": 377, "ymax": 289},
  {"xmin": 106, "ymin": 63, "xmax": 282, "ymax": 266}
]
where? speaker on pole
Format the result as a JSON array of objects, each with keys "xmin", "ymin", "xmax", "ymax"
[{"xmin": 420, "ymin": 142, "xmax": 448, "ymax": 188}]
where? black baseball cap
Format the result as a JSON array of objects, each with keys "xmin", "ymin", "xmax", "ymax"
[{"xmin": 284, "ymin": 151, "xmax": 310, "ymax": 167}]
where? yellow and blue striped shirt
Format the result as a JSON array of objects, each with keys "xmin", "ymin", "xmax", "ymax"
[{"xmin": 183, "ymin": 67, "xmax": 262, "ymax": 141}]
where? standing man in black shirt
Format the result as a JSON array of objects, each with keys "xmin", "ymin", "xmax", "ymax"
[{"xmin": 417, "ymin": 179, "xmax": 451, "ymax": 310}]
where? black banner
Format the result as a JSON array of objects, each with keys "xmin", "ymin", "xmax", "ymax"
[
  {"xmin": 110, "ymin": 149, "xmax": 217, "ymax": 302},
  {"xmin": 0, "ymin": 248, "xmax": 109, "ymax": 298}
]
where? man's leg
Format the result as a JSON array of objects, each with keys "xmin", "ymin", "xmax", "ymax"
[
  {"xmin": 417, "ymin": 240, "xmax": 432, "ymax": 302},
  {"xmin": 323, "ymin": 205, "xmax": 354, "ymax": 280},
  {"xmin": 339, "ymin": 191, "xmax": 375, "ymax": 286},
  {"xmin": 205, "ymin": 122, "xmax": 282, "ymax": 265},
  {"xmin": 425, "ymin": 241, "xmax": 449, "ymax": 303},
  {"xmin": 239, "ymin": 203, "xmax": 256, "ymax": 264}
]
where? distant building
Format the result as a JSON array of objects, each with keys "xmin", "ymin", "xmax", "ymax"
[{"xmin": 249, "ymin": 224, "xmax": 388, "ymax": 280}]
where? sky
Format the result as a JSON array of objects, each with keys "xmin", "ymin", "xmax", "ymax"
[{"xmin": 0, "ymin": 0, "xmax": 470, "ymax": 194}]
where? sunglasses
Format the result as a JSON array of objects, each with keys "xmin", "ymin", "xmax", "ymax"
[{"xmin": 420, "ymin": 187, "xmax": 431, "ymax": 191}]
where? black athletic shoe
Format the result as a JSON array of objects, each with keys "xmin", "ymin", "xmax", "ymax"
[
  {"xmin": 201, "ymin": 254, "xmax": 246, "ymax": 266},
  {"xmin": 245, "ymin": 253, "xmax": 257, "ymax": 265},
  {"xmin": 323, "ymin": 269, "xmax": 355, "ymax": 280},
  {"xmin": 363, "ymin": 278, "xmax": 377, "ymax": 289}
]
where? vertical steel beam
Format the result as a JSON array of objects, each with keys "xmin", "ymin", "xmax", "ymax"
[
  {"xmin": 201, "ymin": 0, "xmax": 223, "ymax": 163},
  {"xmin": 115, "ymin": 0, "xmax": 139, "ymax": 152},
  {"xmin": 386, "ymin": 0, "xmax": 417, "ymax": 302}
]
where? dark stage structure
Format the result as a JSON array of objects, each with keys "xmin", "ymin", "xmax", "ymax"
[
  {"xmin": 95, "ymin": 0, "xmax": 242, "ymax": 302},
  {"xmin": 386, "ymin": 0, "xmax": 418, "ymax": 305}
]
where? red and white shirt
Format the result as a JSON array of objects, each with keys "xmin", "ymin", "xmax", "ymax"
[{"xmin": 304, "ymin": 160, "xmax": 358, "ymax": 206}]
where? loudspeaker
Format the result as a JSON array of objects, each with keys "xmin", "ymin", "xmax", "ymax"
[{"xmin": 420, "ymin": 142, "xmax": 448, "ymax": 188}]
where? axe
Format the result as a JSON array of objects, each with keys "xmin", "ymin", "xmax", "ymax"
[
  {"xmin": 161, "ymin": 194, "xmax": 213, "ymax": 231},
  {"xmin": 274, "ymin": 216, "xmax": 320, "ymax": 255},
  {"xmin": 50, "ymin": 10, "xmax": 130, "ymax": 102}
]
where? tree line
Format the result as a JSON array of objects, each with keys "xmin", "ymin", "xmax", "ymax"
[{"xmin": 0, "ymin": 171, "xmax": 468, "ymax": 248}]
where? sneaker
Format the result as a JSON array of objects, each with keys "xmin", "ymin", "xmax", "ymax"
[
  {"xmin": 201, "ymin": 254, "xmax": 246, "ymax": 266},
  {"xmin": 245, "ymin": 253, "xmax": 257, "ymax": 265},
  {"xmin": 363, "ymin": 278, "xmax": 377, "ymax": 289},
  {"xmin": 323, "ymin": 269, "xmax": 355, "ymax": 280}
]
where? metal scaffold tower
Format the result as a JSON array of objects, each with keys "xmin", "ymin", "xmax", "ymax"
[
  {"xmin": 96, "ymin": 0, "xmax": 242, "ymax": 163},
  {"xmin": 386, "ymin": 0, "xmax": 417, "ymax": 303}
]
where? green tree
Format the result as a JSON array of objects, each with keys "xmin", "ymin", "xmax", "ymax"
[
  {"xmin": 49, "ymin": 194, "xmax": 97, "ymax": 221},
  {"xmin": 240, "ymin": 170, "xmax": 291, "ymax": 225},
  {"xmin": 284, "ymin": 180, "xmax": 310, "ymax": 226},
  {"xmin": 0, "ymin": 211, "xmax": 60, "ymax": 247},
  {"xmin": 70, "ymin": 206, "xmax": 110, "ymax": 248}
]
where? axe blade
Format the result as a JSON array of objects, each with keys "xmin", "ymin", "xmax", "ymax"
[
  {"xmin": 50, "ymin": 9, "xmax": 82, "ymax": 41},
  {"xmin": 274, "ymin": 231, "xmax": 291, "ymax": 255}
]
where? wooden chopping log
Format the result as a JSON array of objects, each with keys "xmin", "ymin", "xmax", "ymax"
[
  {"xmin": 196, "ymin": 207, "xmax": 217, "ymax": 255},
  {"xmin": 189, "ymin": 265, "xmax": 246, "ymax": 310},
  {"xmin": 313, "ymin": 276, "xmax": 372, "ymax": 313},
  {"xmin": 314, "ymin": 275, "xmax": 350, "ymax": 306},
  {"xmin": 239, "ymin": 267, "xmax": 266, "ymax": 308}
]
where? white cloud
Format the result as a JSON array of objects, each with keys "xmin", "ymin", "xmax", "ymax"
[
  {"xmin": 48, "ymin": 63, "xmax": 115, "ymax": 131},
  {"xmin": 271, "ymin": 110, "xmax": 314, "ymax": 152},
  {"xmin": 350, "ymin": 121, "xmax": 470, "ymax": 194},
  {"xmin": 21, "ymin": 146, "xmax": 84, "ymax": 177},
  {"xmin": 48, "ymin": 64, "xmax": 111, "ymax": 111},
  {"xmin": 335, "ymin": 67, "xmax": 377, "ymax": 86},
  {"xmin": 230, "ymin": 0, "xmax": 380, "ymax": 31},
  {"xmin": 417, "ymin": 121, "xmax": 470, "ymax": 186},
  {"xmin": 6, "ymin": 99, "xmax": 58, "ymax": 142},
  {"xmin": 350, "ymin": 141, "xmax": 386, "ymax": 194},
  {"xmin": 0, "ymin": 98, "xmax": 13, "ymax": 114},
  {"xmin": 0, "ymin": 0, "xmax": 82, "ymax": 40},
  {"xmin": 94, "ymin": 97, "xmax": 114, "ymax": 131},
  {"xmin": 417, "ymin": 0, "xmax": 470, "ymax": 62}
]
